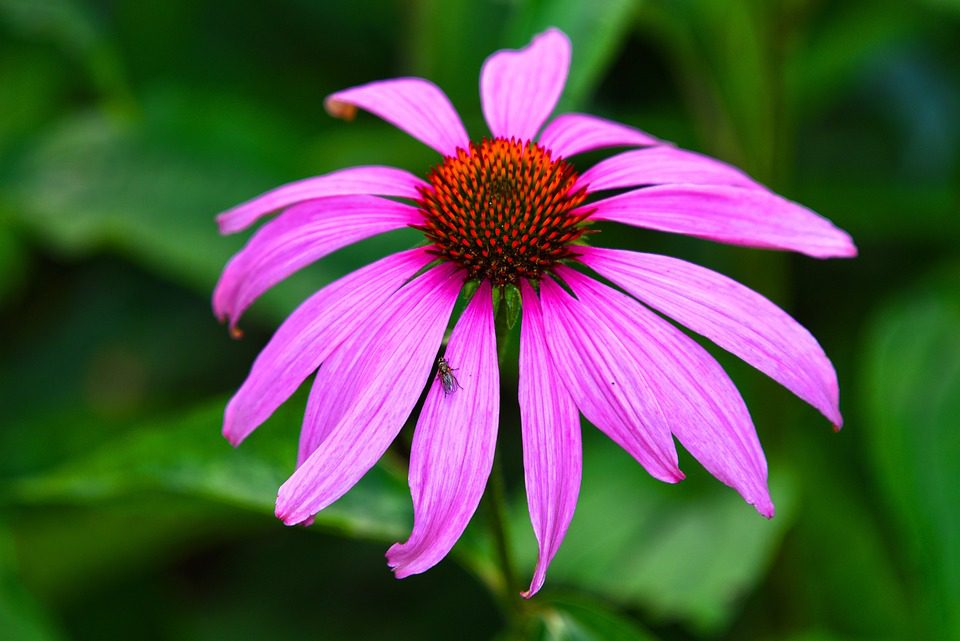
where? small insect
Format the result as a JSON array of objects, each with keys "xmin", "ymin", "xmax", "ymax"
[{"xmin": 436, "ymin": 356, "xmax": 463, "ymax": 396}]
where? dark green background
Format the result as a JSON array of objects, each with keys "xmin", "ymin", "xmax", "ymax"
[{"xmin": 1, "ymin": 1, "xmax": 958, "ymax": 639}]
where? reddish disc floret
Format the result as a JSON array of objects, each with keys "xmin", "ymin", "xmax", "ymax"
[{"xmin": 415, "ymin": 138, "xmax": 590, "ymax": 286}]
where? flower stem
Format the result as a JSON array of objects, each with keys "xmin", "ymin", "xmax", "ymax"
[
  {"xmin": 487, "ymin": 295, "xmax": 522, "ymax": 617},
  {"xmin": 486, "ymin": 451, "xmax": 521, "ymax": 615}
]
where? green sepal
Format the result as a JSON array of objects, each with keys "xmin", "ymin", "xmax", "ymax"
[{"xmin": 503, "ymin": 283, "xmax": 522, "ymax": 329}]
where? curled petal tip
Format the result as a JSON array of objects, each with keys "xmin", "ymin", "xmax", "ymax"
[
  {"xmin": 520, "ymin": 577, "xmax": 544, "ymax": 599},
  {"xmin": 324, "ymin": 97, "xmax": 357, "ymax": 121},
  {"xmin": 385, "ymin": 548, "xmax": 416, "ymax": 579},
  {"xmin": 274, "ymin": 503, "xmax": 302, "ymax": 526}
]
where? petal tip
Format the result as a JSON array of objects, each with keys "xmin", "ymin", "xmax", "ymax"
[
  {"xmin": 754, "ymin": 496, "xmax": 776, "ymax": 519},
  {"xmin": 221, "ymin": 411, "xmax": 244, "ymax": 447},
  {"xmin": 539, "ymin": 26, "xmax": 571, "ymax": 48},
  {"xmin": 275, "ymin": 503, "xmax": 303, "ymax": 526},
  {"xmin": 520, "ymin": 575, "xmax": 545, "ymax": 599},
  {"xmin": 385, "ymin": 546, "xmax": 418, "ymax": 580},
  {"xmin": 827, "ymin": 407, "xmax": 844, "ymax": 431},
  {"xmin": 215, "ymin": 212, "xmax": 235, "ymax": 234},
  {"xmin": 324, "ymin": 96, "xmax": 357, "ymax": 121}
]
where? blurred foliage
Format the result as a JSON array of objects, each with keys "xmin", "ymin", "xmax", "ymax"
[{"xmin": 0, "ymin": 0, "xmax": 958, "ymax": 639}]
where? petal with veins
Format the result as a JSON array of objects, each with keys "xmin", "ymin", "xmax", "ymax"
[
  {"xmin": 387, "ymin": 282, "xmax": 499, "ymax": 578},
  {"xmin": 518, "ymin": 281, "xmax": 582, "ymax": 597},
  {"xmin": 580, "ymin": 247, "xmax": 844, "ymax": 427}
]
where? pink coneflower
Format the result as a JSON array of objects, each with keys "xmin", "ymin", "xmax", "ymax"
[{"xmin": 214, "ymin": 28, "xmax": 855, "ymax": 597}]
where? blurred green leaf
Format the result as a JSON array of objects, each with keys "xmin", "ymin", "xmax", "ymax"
[
  {"xmin": 2, "ymin": 108, "xmax": 273, "ymax": 292},
  {"xmin": 407, "ymin": 0, "xmax": 641, "ymax": 125},
  {"xmin": 0, "ymin": 0, "xmax": 133, "ymax": 111},
  {"xmin": 0, "ymin": 50, "xmax": 68, "ymax": 155},
  {"xmin": 534, "ymin": 597, "xmax": 660, "ymax": 641},
  {"xmin": 785, "ymin": 1, "xmax": 926, "ymax": 118},
  {"xmin": 636, "ymin": 0, "xmax": 776, "ymax": 177},
  {"xmin": 862, "ymin": 266, "xmax": 960, "ymax": 639},
  {"xmin": 510, "ymin": 430, "xmax": 797, "ymax": 635},
  {"xmin": 6, "ymin": 397, "xmax": 412, "ymax": 543},
  {"xmin": 504, "ymin": 0, "xmax": 640, "ymax": 111},
  {"xmin": 0, "ymin": 223, "xmax": 28, "ymax": 305},
  {"xmin": 0, "ymin": 523, "xmax": 63, "ymax": 641},
  {"xmin": 405, "ymin": 0, "xmax": 505, "ymax": 116},
  {"xmin": 1, "ymin": 89, "xmax": 427, "ymax": 326},
  {"xmin": 10, "ymin": 499, "xmax": 251, "ymax": 602},
  {"xmin": 776, "ymin": 414, "xmax": 914, "ymax": 640}
]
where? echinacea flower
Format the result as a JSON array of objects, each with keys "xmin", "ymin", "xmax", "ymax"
[{"xmin": 214, "ymin": 28, "xmax": 855, "ymax": 597}]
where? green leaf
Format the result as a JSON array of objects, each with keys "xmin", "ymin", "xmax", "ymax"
[
  {"xmin": 785, "ymin": 1, "xmax": 926, "ymax": 119},
  {"xmin": 534, "ymin": 598, "xmax": 661, "ymax": 641},
  {"xmin": 0, "ymin": 0, "xmax": 133, "ymax": 111},
  {"xmin": 0, "ymin": 223, "xmax": 29, "ymax": 306},
  {"xmin": 862, "ymin": 266, "xmax": 960, "ymax": 639},
  {"xmin": 511, "ymin": 430, "xmax": 797, "ymax": 635},
  {"xmin": 504, "ymin": 284, "xmax": 522, "ymax": 329},
  {"xmin": 1, "ymin": 93, "xmax": 425, "ymax": 324},
  {"xmin": 0, "ymin": 523, "xmax": 64, "ymax": 641},
  {"xmin": 6, "ymin": 397, "xmax": 412, "ymax": 543}
]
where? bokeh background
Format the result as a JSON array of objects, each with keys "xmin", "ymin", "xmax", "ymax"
[{"xmin": 1, "ymin": 1, "xmax": 959, "ymax": 640}]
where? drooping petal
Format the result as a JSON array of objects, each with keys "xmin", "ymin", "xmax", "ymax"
[
  {"xmin": 558, "ymin": 267, "xmax": 773, "ymax": 517},
  {"xmin": 518, "ymin": 281, "xmax": 581, "ymax": 598},
  {"xmin": 216, "ymin": 166, "xmax": 427, "ymax": 234},
  {"xmin": 579, "ymin": 247, "xmax": 843, "ymax": 427},
  {"xmin": 537, "ymin": 113, "xmax": 661, "ymax": 159},
  {"xmin": 480, "ymin": 28, "xmax": 571, "ymax": 141},
  {"xmin": 537, "ymin": 278, "xmax": 683, "ymax": 483},
  {"xmin": 576, "ymin": 147, "xmax": 763, "ymax": 193},
  {"xmin": 213, "ymin": 195, "xmax": 422, "ymax": 328},
  {"xmin": 275, "ymin": 263, "xmax": 463, "ymax": 526},
  {"xmin": 325, "ymin": 78, "xmax": 470, "ymax": 157},
  {"xmin": 387, "ymin": 282, "xmax": 499, "ymax": 578},
  {"xmin": 222, "ymin": 248, "xmax": 432, "ymax": 446},
  {"xmin": 581, "ymin": 184, "xmax": 857, "ymax": 259}
]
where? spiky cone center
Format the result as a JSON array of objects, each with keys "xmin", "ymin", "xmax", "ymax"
[{"xmin": 415, "ymin": 138, "xmax": 590, "ymax": 286}]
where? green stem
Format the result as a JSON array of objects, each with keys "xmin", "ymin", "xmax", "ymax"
[
  {"xmin": 486, "ymin": 452, "xmax": 522, "ymax": 617},
  {"xmin": 487, "ymin": 289, "xmax": 522, "ymax": 619}
]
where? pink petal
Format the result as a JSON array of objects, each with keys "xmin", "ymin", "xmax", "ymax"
[
  {"xmin": 480, "ymin": 28, "xmax": 571, "ymax": 141},
  {"xmin": 537, "ymin": 278, "xmax": 683, "ymax": 483},
  {"xmin": 213, "ymin": 195, "xmax": 422, "ymax": 328},
  {"xmin": 559, "ymin": 266, "xmax": 773, "ymax": 517},
  {"xmin": 296, "ymin": 338, "xmax": 364, "ymax": 469},
  {"xmin": 325, "ymin": 78, "xmax": 470, "ymax": 157},
  {"xmin": 518, "ymin": 281, "xmax": 582, "ymax": 598},
  {"xmin": 579, "ymin": 247, "xmax": 843, "ymax": 427},
  {"xmin": 537, "ymin": 113, "xmax": 661, "ymax": 159},
  {"xmin": 275, "ymin": 263, "xmax": 463, "ymax": 525},
  {"xmin": 216, "ymin": 166, "xmax": 427, "ymax": 234},
  {"xmin": 387, "ymin": 282, "xmax": 499, "ymax": 578},
  {"xmin": 582, "ymin": 184, "xmax": 857, "ymax": 259},
  {"xmin": 222, "ymin": 248, "xmax": 432, "ymax": 446},
  {"xmin": 576, "ymin": 147, "xmax": 763, "ymax": 193}
]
